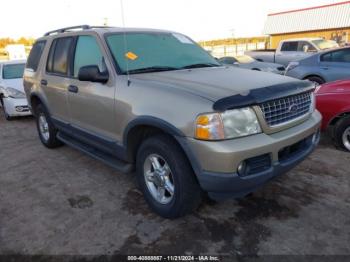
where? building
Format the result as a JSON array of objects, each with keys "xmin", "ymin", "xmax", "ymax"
[
  {"xmin": 199, "ymin": 36, "xmax": 268, "ymax": 58},
  {"xmin": 263, "ymin": 1, "xmax": 350, "ymax": 48}
]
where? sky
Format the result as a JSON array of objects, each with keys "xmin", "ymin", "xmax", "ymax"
[{"xmin": 0, "ymin": 0, "xmax": 345, "ymax": 41}]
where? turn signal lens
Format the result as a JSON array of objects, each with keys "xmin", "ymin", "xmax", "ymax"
[
  {"xmin": 195, "ymin": 113, "xmax": 225, "ymax": 140},
  {"xmin": 195, "ymin": 108, "xmax": 262, "ymax": 140}
]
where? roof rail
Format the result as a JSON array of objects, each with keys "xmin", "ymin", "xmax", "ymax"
[{"xmin": 43, "ymin": 25, "xmax": 114, "ymax": 36}]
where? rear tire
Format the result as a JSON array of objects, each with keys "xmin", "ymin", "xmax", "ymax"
[
  {"xmin": 35, "ymin": 104, "xmax": 63, "ymax": 148},
  {"xmin": 305, "ymin": 76, "xmax": 325, "ymax": 86},
  {"xmin": 136, "ymin": 134, "xmax": 202, "ymax": 218},
  {"xmin": 334, "ymin": 116, "xmax": 350, "ymax": 152}
]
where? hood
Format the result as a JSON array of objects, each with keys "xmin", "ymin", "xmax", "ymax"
[
  {"xmin": 131, "ymin": 66, "xmax": 307, "ymax": 102},
  {"xmin": 1, "ymin": 78, "xmax": 24, "ymax": 92},
  {"xmin": 317, "ymin": 80, "xmax": 350, "ymax": 95}
]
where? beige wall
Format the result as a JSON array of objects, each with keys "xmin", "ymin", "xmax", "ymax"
[{"xmin": 270, "ymin": 28, "xmax": 350, "ymax": 48}]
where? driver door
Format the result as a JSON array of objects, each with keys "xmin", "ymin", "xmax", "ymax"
[{"xmin": 67, "ymin": 34, "xmax": 118, "ymax": 145}]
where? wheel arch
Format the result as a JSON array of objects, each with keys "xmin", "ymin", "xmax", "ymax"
[
  {"xmin": 302, "ymin": 74, "xmax": 325, "ymax": 83},
  {"xmin": 123, "ymin": 116, "xmax": 202, "ymax": 177},
  {"xmin": 30, "ymin": 93, "xmax": 48, "ymax": 117},
  {"xmin": 329, "ymin": 111, "xmax": 350, "ymax": 127}
]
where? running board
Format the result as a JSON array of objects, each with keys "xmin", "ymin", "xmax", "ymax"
[{"xmin": 57, "ymin": 132, "xmax": 134, "ymax": 174}]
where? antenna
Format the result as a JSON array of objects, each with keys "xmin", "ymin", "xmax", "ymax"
[{"xmin": 120, "ymin": 0, "xmax": 131, "ymax": 86}]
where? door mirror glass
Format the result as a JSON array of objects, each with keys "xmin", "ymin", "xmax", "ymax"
[
  {"xmin": 303, "ymin": 45, "xmax": 309, "ymax": 53},
  {"xmin": 78, "ymin": 65, "xmax": 109, "ymax": 83}
]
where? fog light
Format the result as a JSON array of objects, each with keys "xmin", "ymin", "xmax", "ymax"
[{"xmin": 237, "ymin": 161, "xmax": 247, "ymax": 176}]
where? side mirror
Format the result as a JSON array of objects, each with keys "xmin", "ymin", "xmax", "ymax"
[
  {"xmin": 78, "ymin": 65, "xmax": 109, "ymax": 83},
  {"xmin": 233, "ymin": 62, "xmax": 240, "ymax": 65},
  {"xmin": 302, "ymin": 45, "xmax": 309, "ymax": 53}
]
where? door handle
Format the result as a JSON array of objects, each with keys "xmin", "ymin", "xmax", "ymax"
[
  {"xmin": 68, "ymin": 85, "xmax": 79, "ymax": 93},
  {"xmin": 321, "ymin": 67, "xmax": 329, "ymax": 70},
  {"xmin": 40, "ymin": 79, "xmax": 47, "ymax": 86}
]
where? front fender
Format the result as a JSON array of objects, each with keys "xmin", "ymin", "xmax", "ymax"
[{"xmin": 123, "ymin": 116, "xmax": 185, "ymax": 146}]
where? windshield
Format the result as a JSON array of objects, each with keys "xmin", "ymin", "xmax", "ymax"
[
  {"xmin": 312, "ymin": 39, "xmax": 339, "ymax": 50},
  {"xmin": 106, "ymin": 32, "xmax": 220, "ymax": 74},
  {"xmin": 234, "ymin": 55, "xmax": 255, "ymax": 64},
  {"xmin": 2, "ymin": 63, "xmax": 25, "ymax": 79}
]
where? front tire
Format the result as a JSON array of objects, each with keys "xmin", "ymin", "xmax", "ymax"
[
  {"xmin": 305, "ymin": 76, "xmax": 325, "ymax": 86},
  {"xmin": 35, "ymin": 104, "xmax": 63, "ymax": 148},
  {"xmin": 0, "ymin": 97, "xmax": 12, "ymax": 121},
  {"xmin": 136, "ymin": 134, "xmax": 202, "ymax": 218},
  {"xmin": 334, "ymin": 116, "xmax": 350, "ymax": 152}
]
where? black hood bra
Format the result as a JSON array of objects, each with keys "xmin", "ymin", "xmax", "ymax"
[{"xmin": 213, "ymin": 80, "xmax": 315, "ymax": 111}]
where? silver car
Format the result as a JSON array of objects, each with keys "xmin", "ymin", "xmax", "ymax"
[
  {"xmin": 219, "ymin": 55, "xmax": 285, "ymax": 75},
  {"xmin": 285, "ymin": 47, "xmax": 350, "ymax": 85}
]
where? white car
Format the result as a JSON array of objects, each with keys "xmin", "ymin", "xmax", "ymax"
[{"xmin": 0, "ymin": 60, "xmax": 31, "ymax": 120}]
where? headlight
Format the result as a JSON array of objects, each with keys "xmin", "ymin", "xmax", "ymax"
[
  {"xmin": 5, "ymin": 87, "xmax": 26, "ymax": 99},
  {"xmin": 286, "ymin": 62, "xmax": 299, "ymax": 72},
  {"xmin": 195, "ymin": 107, "xmax": 262, "ymax": 140}
]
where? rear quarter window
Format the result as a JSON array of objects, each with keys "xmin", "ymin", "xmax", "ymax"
[
  {"xmin": 46, "ymin": 37, "xmax": 73, "ymax": 75},
  {"xmin": 26, "ymin": 41, "xmax": 46, "ymax": 71}
]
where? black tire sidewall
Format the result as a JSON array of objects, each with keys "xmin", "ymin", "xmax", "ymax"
[
  {"xmin": 306, "ymin": 76, "xmax": 325, "ymax": 85},
  {"xmin": 35, "ymin": 104, "xmax": 61, "ymax": 148},
  {"xmin": 334, "ymin": 116, "xmax": 350, "ymax": 152},
  {"xmin": 136, "ymin": 135, "xmax": 201, "ymax": 218},
  {"xmin": 1, "ymin": 97, "xmax": 11, "ymax": 120}
]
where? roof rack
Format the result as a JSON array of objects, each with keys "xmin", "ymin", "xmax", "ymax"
[{"xmin": 43, "ymin": 25, "xmax": 113, "ymax": 36}]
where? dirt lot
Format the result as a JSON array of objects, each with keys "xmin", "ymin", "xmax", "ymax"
[{"xmin": 0, "ymin": 112, "xmax": 349, "ymax": 258}]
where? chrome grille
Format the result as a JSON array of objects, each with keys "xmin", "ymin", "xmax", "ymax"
[{"xmin": 260, "ymin": 92, "xmax": 312, "ymax": 127}]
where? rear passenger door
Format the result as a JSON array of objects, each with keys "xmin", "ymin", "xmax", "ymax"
[
  {"xmin": 42, "ymin": 37, "xmax": 73, "ymax": 123},
  {"xmin": 67, "ymin": 34, "xmax": 117, "ymax": 143}
]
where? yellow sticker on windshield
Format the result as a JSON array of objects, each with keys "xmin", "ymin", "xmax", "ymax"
[{"xmin": 125, "ymin": 51, "xmax": 138, "ymax": 60}]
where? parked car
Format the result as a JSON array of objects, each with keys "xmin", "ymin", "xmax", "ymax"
[
  {"xmin": 218, "ymin": 55, "xmax": 285, "ymax": 74},
  {"xmin": 246, "ymin": 38, "xmax": 339, "ymax": 66},
  {"xmin": 0, "ymin": 60, "xmax": 31, "ymax": 120},
  {"xmin": 285, "ymin": 47, "xmax": 350, "ymax": 85},
  {"xmin": 24, "ymin": 25, "xmax": 321, "ymax": 218},
  {"xmin": 316, "ymin": 80, "xmax": 350, "ymax": 152}
]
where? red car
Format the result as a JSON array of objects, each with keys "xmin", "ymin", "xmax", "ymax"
[{"xmin": 316, "ymin": 80, "xmax": 350, "ymax": 152}]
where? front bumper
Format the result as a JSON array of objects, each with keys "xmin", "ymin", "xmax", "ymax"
[
  {"xmin": 3, "ymin": 97, "xmax": 31, "ymax": 117},
  {"xmin": 180, "ymin": 111, "xmax": 321, "ymax": 199}
]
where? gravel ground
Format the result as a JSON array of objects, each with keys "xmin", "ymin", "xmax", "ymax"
[{"xmin": 0, "ymin": 112, "xmax": 349, "ymax": 258}]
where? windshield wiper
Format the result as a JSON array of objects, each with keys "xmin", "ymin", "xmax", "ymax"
[
  {"xmin": 180, "ymin": 63, "xmax": 220, "ymax": 69},
  {"xmin": 127, "ymin": 66, "xmax": 178, "ymax": 74}
]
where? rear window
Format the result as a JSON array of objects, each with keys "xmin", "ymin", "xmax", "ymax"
[
  {"xmin": 46, "ymin": 37, "xmax": 73, "ymax": 75},
  {"xmin": 26, "ymin": 41, "xmax": 46, "ymax": 71},
  {"xmin": 2, "ymin": 63, "xmax": 25, "ymax": 79},
  {"xmin": 281, "ymin": 42, "xmax": 298, "ymax": 52}
]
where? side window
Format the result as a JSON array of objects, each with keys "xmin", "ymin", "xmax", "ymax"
[
  {"xmin": 298, "ymin": 41, "xmax": 316, "ymax": 52},
  {"xmin": 46, "ymin": 37, "xmax": 73, "ymax": 75},
  {"xmin": 280, "ymin": 42, "xmax": 298, "ymax": 52},
  {"xmin": 220, "ymin": 57, "xmax": 235, "ymax": 64},
  {"xmin": 26, "ymin": 41, "xmax": 46, "ymax": 71},
  {"xmin": 321, "ymin": 49, "xmax": 350, "ymax": 63},
  {"xmin": 74, "ymin": 35, "xmax": 104, "ymax": 77},
  {"xmin": 321, "ymin": 52, "xmax": 333, "ymax": 62}
]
